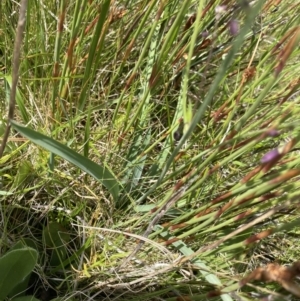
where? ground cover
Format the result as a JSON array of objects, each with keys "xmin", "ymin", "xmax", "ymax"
[{"xmin": 0, "ymin": 0, "xmax": 300, "ymax": 300}]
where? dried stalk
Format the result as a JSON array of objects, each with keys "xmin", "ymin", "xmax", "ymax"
[{"xmin": 0, "ymin": 0, "xmax": 28, "ymax": 157}]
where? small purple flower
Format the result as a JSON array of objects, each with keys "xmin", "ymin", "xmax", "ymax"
[
  {"xmin": 267, "ymin": 129, "xmax": 280, "ymax": 137},
  {"xmin": 261, "ymin": 149, "xmax": 280, "ymax": 164},
  {"xmin": 228, "ymin": 19, "xmax": 239, "ymax": 36},
  {"xmin": 201, "ymin": 30, "xmax": 209, "ymax": 38}
]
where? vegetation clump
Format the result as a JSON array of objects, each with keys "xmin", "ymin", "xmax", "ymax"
[{"xmin": 0, "ymin": 0, "xmax": 300, "ymax": 300}]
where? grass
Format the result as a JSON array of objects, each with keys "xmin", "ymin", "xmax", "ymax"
[{"xmin": 1, "ymin": 0, "xmax": 300, "ymax": 300}]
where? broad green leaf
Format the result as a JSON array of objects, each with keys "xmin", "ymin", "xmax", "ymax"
[
  {"xmin": 43, "ymin": 222, "xmax": 70, "ymax": 266},
  {"xmin": 43, "ymin": 222, "xmax": 70, "ymax": 248},
  {"xmin": 11, "ymin": 121, "xmax": 119, "ymax": 201},
  {"xmin": 14, "ymin": 160, "xmax": 34, "ymax": 188},
  {"xmin": 0, "ymin": 248, "xmax": 38, "ymax": 299},
  {"xmin": 8, "ymin": 240, "xmax": 38, "ymax": 297}
]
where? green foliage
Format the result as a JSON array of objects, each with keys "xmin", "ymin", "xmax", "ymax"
[
  {"xmin": 0, "ymin": 243, "xmax": 38, "ymax": 300},
  {"xmin": 11, "ymin": 121, "xmax": 120, "ymax": 202},
  {"xmin": 1, "ymin": 0, "xmax": 300, "ymax": 300},
  {"xmin": 42, "ymin": 221, "xmax": 71, "ymax": 267},
  {"xmin": 3, "ymin": 74, "xmax": 29, "ymax": 124}
]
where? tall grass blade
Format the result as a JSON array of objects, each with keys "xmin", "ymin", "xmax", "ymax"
[
  {"xmin": 11, "ymin": 121, "xmax": 120, "ymax": 202},
  {"xmin": 77, "ymin": 0, "xmax": 111, "ymax": 111}
]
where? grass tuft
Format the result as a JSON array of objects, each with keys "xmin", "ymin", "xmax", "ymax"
[{"xmin": 1, "ymin": 0, "xmax": 300, "ymax": 300}]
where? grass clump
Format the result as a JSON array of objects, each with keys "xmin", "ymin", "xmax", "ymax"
[{"xmin": 1, "ymin": 0, "xmax": 300, "ymax": 300}]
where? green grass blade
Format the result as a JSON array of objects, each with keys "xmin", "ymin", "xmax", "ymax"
[
  {"xmin": 11, "ymin": 120, "xmax": 119, "ymax": 202},
  {"xmin": 77, "ymin": 0, "xmax": 111, "ymax": 111},
  {"xmin": 156, "ymin": 225, "xmax": 233, "ymax": 301},
  {"xmin": 4, "ymin": 75, "xmax": 29, "ymax": 123}
]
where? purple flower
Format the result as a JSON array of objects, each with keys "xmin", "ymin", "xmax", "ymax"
[
  {"xmin": 201, "ymin": 30, "xmax": 209, "ymax": 38},
  {"xmin": 261, "ymin": 149, "xmax": 280, "ymax": 163},
  {"xmin": 267, "ymin": 129, "xmax": 280, "ymax": 137},
  {"xmin": 228, "ymin": 19, "xmax": 239, "ymax": 36}
]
